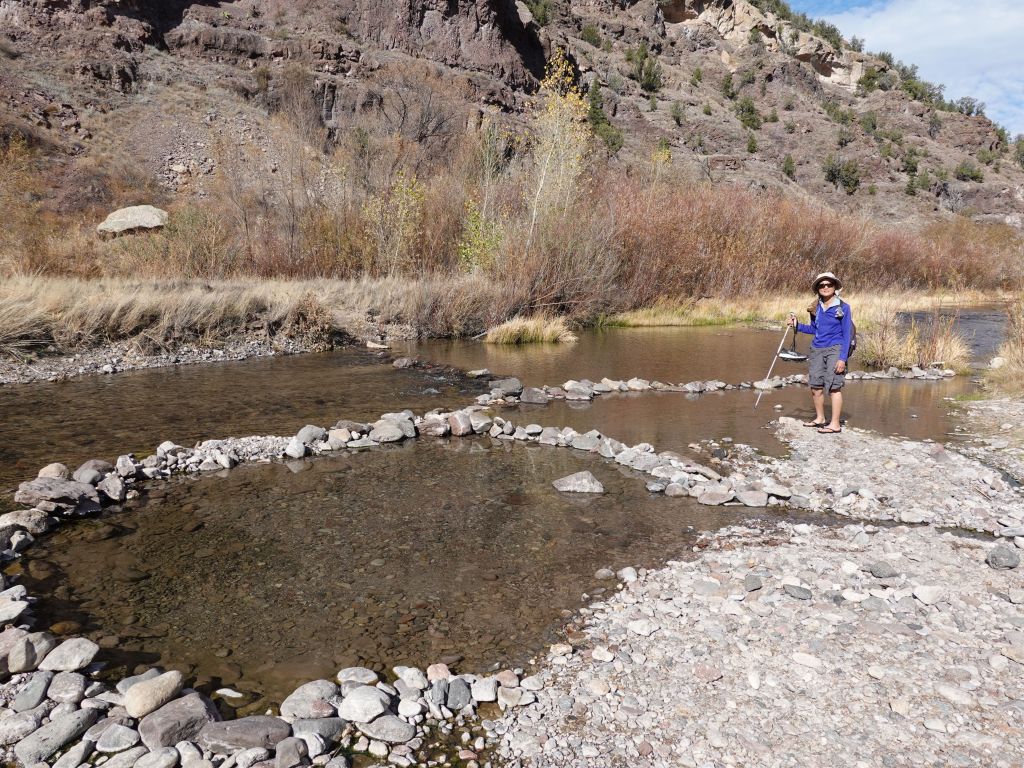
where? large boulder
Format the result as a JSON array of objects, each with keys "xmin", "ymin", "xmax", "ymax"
[
  {"xmin": 138, "ymin": 693, "xmax": 219, "ymax": 749},
  {"xmin": 97, "ymin": 205, "xmax": 168, "ymax": 236}
]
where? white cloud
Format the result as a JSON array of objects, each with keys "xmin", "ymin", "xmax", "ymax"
[{"xmin": 823, "ymin": 0, "xmax": 1024, "ymax": 134}]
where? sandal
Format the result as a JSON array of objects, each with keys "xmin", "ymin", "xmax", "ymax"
[
  {"xmin": 817, "ymin": 426, "xmax": 842, "ymax": 434},
  {"xmin": 803, "ymin": 420, "xmax": 827, "ymax": 428}
]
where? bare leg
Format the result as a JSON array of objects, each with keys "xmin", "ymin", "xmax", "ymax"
[
  {"xmin": 828, "ymin": 390, "xmax": 843, "ymax": 430},
  {"xmin": 811, "ymin": 388, "xmax": 825, "ymax": 424}
]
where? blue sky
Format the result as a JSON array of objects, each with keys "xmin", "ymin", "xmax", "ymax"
[{"xmin": 787, "ymin": 0, "xmax": 1024, "ymax": 135}]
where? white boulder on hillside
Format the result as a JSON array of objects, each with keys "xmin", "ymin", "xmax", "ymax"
[{"xmin": 97, "ymin": 205, "xmax": 168, "ymax": 236}]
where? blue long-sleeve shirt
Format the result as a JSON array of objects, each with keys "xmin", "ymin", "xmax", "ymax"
[{"xmin": 796, "ymin": 300, "xmax": 853, "ymax": 361}]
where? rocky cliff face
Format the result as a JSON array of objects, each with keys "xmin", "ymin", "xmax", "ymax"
[{"xmin": 1, "ymin": 0, "xmax": 1021, "ymax": 227}]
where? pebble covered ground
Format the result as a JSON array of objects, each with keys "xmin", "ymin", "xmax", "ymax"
[
  {"xmin": 496, "ymin": 522, "xmax": 1024, "ymax": 767},
  {"xmin": 0, "ymin": 338, "xmax": 313, "ymax": 386},
  {"xmin": 954, "ymin": 398, "xmax": 1024, "ymax": 483},
  {"xmin": 722, "ymin": 417, "xmax": 1021, "ymax": 534}
]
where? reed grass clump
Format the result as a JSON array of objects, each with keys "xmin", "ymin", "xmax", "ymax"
[
  {"xmin": 0, "ymin": 300, "xmax": 49, "ymax": 359},
  {"xmin": 485, "ymin": 316, "xmax": 577, "ymax": 344},
  {"xmin": 856, "ymin": 308, "xmax": 971, "ymax": 372},
  {"xmin": 988, "ymin": 299, "xmax": 1024, "ymax": 392}
]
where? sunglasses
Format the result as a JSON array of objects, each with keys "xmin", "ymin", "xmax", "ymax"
[{"xmin": 818, "ymin": 282, "xmax": 835, "ymax": 288}]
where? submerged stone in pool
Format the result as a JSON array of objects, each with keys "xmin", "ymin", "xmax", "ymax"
[{"xmin": 19, "ymin": 438, "xmax": 761, "ymax": 709}]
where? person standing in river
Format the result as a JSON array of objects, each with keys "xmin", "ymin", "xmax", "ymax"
[{"xmin": 787, "ymin": 272, "xmax": 853, "ymax": 434}]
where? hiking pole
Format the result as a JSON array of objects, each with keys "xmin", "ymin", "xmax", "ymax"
[{"xmin": 754, "ymin": 319, "xmax": 793, "ymax": 410}]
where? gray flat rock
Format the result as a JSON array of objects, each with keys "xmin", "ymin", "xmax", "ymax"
[
  {"xmin": 135, "ymin": 746, "xmax": 180, "ymax": 768},
  {"xmin": 698, "ymin": 490, "xmax": 735, "ymax": 506},
  {"xmin": 552, "ymin": 471, "xmax": 604, "ymax": 494},
  {"xmin": 47, "ymin": 671, "xmax": 88, "ymax": 704},
  {"xmin": 736, "ymin": 490, "xmax": 769, "ymax": 507},
  {"xmin": 368, "ymin": 423, "xmax": 405, "ymax": 443},
  {"xmin": 355, "ymin": 715, "xmax": 415, "ymax": 744},
  {"xmin": 97, "ymin": 205, "xmax": 168, "ymax": 235},
  {"xmin": 274, "ymin": 736, "xmax": 309, "ymax": 768},
  {"xmin": 296, "ymin": 425, "xmax": 327, "ymax": 445},
  {"xmin": 490, "ymin": 377, "xmax": 523, "ymax": 397},
  {"xmin": 197, "ymin": 716, "xmax": 290, "ymax": 754},
  {"xmin": 52, "ymin": 739, "xmax": 95, "ymax": 768},
  {"xmin": 12, "ymin": 670, "xmax": 54, "ymax": 712},
  {"xmin": 784, "ymin": 584, "xmax": 813, "ymax": 600},
  {"xmin": 336, "ymin": 667, "xmax": 378, "ymax": 685},
  {"xmin": 0, "ymin": 710, "xmax": 43, "ymax": 746},
  {"xmin": 0, "ymin": 599, "xmax": 29, "ymax": 624},
  {"xmin": 290, "ymin": 718, "xmax": 346, "ymax": 744},
  {"xmin": 520, "ymin": 387, "xmax": 549, "ymax": 404},
  {"xmin": 100, "ymin": 745, "xmax": 150, "ymax": 768},
  {"xmin": 8, "ymin": 632, "xmax": 57, "ymax": 673},
  {"xmin": 987, "ymin": 545, "xmax": 1020, "ymax": 570},
  {"xmin": 14, "ymin": 707, "xmax": 99, "ymax": 764},
  {"xmin": 868, "ymin": 561, "xmax": 899, "ymax": 579},
  {"xmin": 279, "ymin": 680, "xmax": 337, "ymax": 720},
  {"xmin": 336, "ymin": 686, "xmax": 388, "ymax": 724},
  {"xmin": 14, "ymin": 477, "xmax": 99, "ymax": 508},
  {"xmin": 39, "ymin": 637, "xmax": 100, "ymax": 671},
  {"xmin": 97, "ymin": 723, "xmax": 142, "ymax": 753},
  {"xmin": 138, "ymin": 693, "xmax": 219, "ymax": 749},
  {"xmin": 125, "ymin": 671, "xmax": 184, "ymax": 718}
]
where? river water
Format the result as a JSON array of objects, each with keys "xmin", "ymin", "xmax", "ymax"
[
  {"xmin": 3, "ymin": 310, "xmax": 1001, "ymax": 709},
  {"xmin": 18, "ymin": 438, "xmax": 830, "ymax": 714},
  {"xmin": 0, "ymin": 349, "xmax": 480, "ymax": 497}
]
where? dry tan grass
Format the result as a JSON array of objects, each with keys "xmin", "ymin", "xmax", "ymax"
[
  {"xmin": 988, "ymin": 298, "xmax": 1024, "ymax": 392},
  {"xmin": 608, "ymin": 291, "xmax": 995, "ymax": 329},
  {"xmin": 855, "ymin": 307, "xmax": 971, "ymax": 372},
  {"xmin": 0, "ymin": 275, "xmax": 522, "ymax": 354},
  {"xmin": 485, "ymin": 316, "xmax": 578, "ymax": 344},
  {"xmin": 0, "ymin": 299, "xmax": 49, "ymax": 358}
]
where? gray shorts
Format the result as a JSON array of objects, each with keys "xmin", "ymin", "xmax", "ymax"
[{"xmin": 809, "ymin": 345, "xmax": 845, "ymax": 391}]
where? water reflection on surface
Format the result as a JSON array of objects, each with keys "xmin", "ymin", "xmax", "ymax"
[
  {"xmin": 0, "ymin": 349, "xmax": 478, "ymax": 494},
  {"xmin": 518, "ymin": 377, "xmax": 976, "ymax": 457},
  {"xmin": 18, "ymin": 438, "xmax": 825, "ymax": 709},
  {"xmin": 411, "ymin": 326, "xmax": 782, "ymax": 387}
]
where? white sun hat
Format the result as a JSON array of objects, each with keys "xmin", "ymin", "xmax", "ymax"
[{"xmin": 811, "ymin": 272, "xmax": 843, "ymax": 291}]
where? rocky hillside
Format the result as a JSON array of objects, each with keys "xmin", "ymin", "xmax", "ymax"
[{"xmin": 1, "ymin": 0, "xmax": 1022, "ymax": 228}]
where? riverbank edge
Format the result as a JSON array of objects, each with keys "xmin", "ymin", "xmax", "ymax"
[
  {"xmin": 494, "ymin": 519, "xmax": 1024, "ymax": 766},
  {"xmin": 0, "ymin": 283, "xmax": 1002, "ymax": 386}
]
